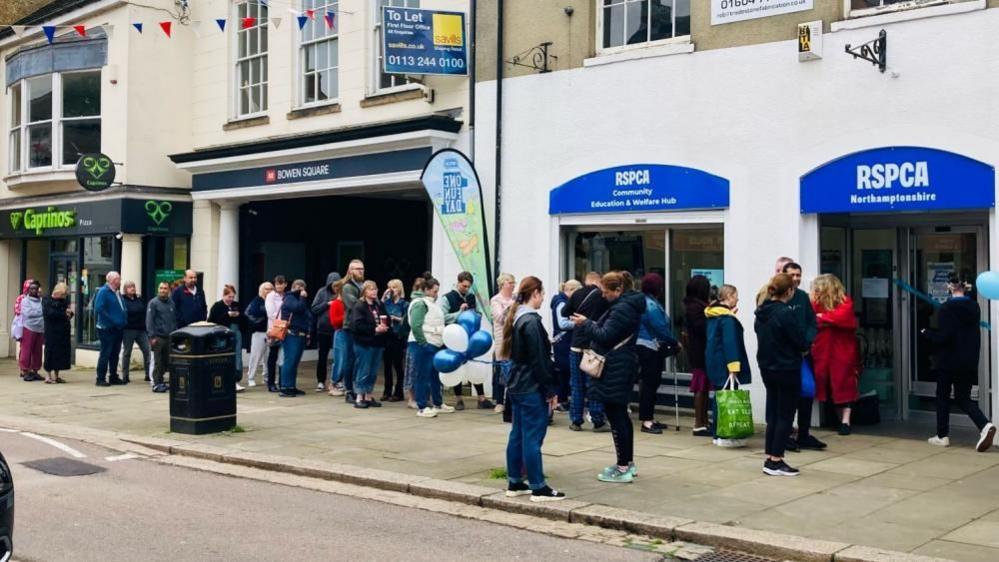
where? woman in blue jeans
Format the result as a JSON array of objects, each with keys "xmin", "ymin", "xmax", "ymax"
[
  {"xmin": 407, "ymin": 275, "xmax": 453, "ymax": 417},
  {"xmin": 502, "ymin": 276, "xmax": 566, "ymax": 502},
  {"xmin": 349, "ymin": 280, "xmax": 389, "ymax": 409},
  {"xmin": 279, "ymin": 280, "xmax": 313, "ymax": 397}
]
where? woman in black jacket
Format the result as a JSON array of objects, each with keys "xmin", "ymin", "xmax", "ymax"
[
  {"xmin": 279, "ymin": 280, "xmax": 313, "ymax": 397},
  {"xmin": 754, "ymin": 273, "xmax": 809, "ymax": 477},
  {"xmin": 923, "ymin": 273, "xmax": 994, "ymax": 451},
  {"xmin": 121, "ymin": 281, "xmax": 150, "ymax": 384},
  {"xmin": 684, "ymin": 276, "xmax": 712, "ymax": 436},
  {"xmin": 349, "ymin": 280, "xmax": 389, "ymax": 409},
  {"xmin": 571, "ymin": 271, "xmax": 645, "ymax": 484},
  {"xmin": 42, "ymin": 282, "xmax": 73, "ymax": 383},
  {"xmin": 501, "ymin": 276, "xmax": 566, "ymax": 502},
  {"xmin": 209, "ymin": 284, "xmax": 247, "ymax": 391}
]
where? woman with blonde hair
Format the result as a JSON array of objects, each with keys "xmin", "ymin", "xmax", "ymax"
[
  {"xmin": 381, "ymin": 278, "xmax": 409, "ymax": 401},
  {"xmin": 244, "ymin": 282, "xmax": 272, "ymax": 387},
  {"xmin": 43, "ymin": 282, "xmax": 73, "ymax": 383},
  {"xmin": 810, "ymin": 274, "xmax": 861, "ymax": 435},
  {"xmin": 491, "ymin": 272, "xmax": 517, "ymax": 414},
  {"xmin": 349, "ymin": 280, "xmax": 389, "ymax": 408}
]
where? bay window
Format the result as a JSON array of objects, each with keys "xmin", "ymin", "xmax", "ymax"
[
  {"xmin": 300, "ymin": 0, "xmax": 339, "ymax": 105},
  {"xmin": 373, "ymin": 0, "xmax": 419, "ymax": 92},
  {"xmin": 235, "ymin": 0, "xmax": 269, "ymax": 117},
  {"xmin": 8, "ymin": 70, "xmax": 101, "ymax": 173},
  {"xmin": 599, "ymin": 0, "xmax": 690, "ymax": 51}
]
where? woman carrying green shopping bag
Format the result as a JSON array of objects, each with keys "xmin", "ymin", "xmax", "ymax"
[
  {"xmin": 705, "ymin": 285, "xmax": 753, "ymax": 447},
  {"xmin": 755, "ymin": 273, "xmax": 810, "ymax": 477}
]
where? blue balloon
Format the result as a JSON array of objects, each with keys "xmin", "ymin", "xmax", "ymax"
[
  {"xmin": 977, "ymin": 271, "xmax": 999, "ymax": 300},
  {"xmin": 457, "ymin": 310, "xmax": 480, "ymax": 337},
  {"xmin": 466, "ymin": 330, "xmax": 493, "ymax": 359},
  {"xmin": 433, "ymin": 349, "xmax": 466, "ymax": 374}
]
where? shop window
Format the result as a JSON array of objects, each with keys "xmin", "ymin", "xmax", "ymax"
[
  {"xmin": 235, "ymin": 1, "xmax": 269, "ymax": 117},
  {"xmin": 372, "ymin": 0, "xmax": 420, "ymax": 93},
  {"xmin": 669, "ymin": 229, "xmax": 723, "ymax": 373},
  {"xmin": 80, "ymin": 235, "xmax": 115, "ymax": 347},
  {"xmin": 299, "ymin": 0, "xmax": 339, "ymax": 106},
  {"xmin": 847, "ymin": 0, "xmax": 975, "ymax": 18},
  {"xmin": 599, "ymin": 0, "xmax": 690, "ymax": 52},
  {"xmin": 7, "ymin": 70, "xmax": 101, "ymax": 172}
]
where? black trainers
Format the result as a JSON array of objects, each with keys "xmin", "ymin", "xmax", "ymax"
[
  {"xmin": 784, "ymin": 437, "xmax": 801, "ymax": 452},
  {"xmin": 838, "ymin": 423, "xmax": 852, "ymax": 436},
  {"xmin": 505, "ymin": 481, "xmax": 532, "ymax": 497},
  {"xmin": 95, "ymin": 379, "xmax": 111, "ymax": 387},
  {"xmin": 569, "ymin": 423, "xmax": 582, "ymax": 432},
  {"xmin": 152, "ymin": 384, "xmax": 168, "ymax": 393},
  {"xmin": 763, "ymin": 459, "xmax": 800, "ymax": 477},
  {"xmin": 641, "ymin": 424, "xmax": 663, "ymax": 435},
  {"xmin": 478, "ymin": 399, "xmax": 496, "ymax": 409},
  {"xmin": 455, "ymin": 400, "xmax": 465, "ymax": 411},
  {"xmin": 109, "ymin": 377, "xmax": 125, "ymax": 386},
  {"xmin": 530, "ymin": 486, "xmax": 566, "ymax": 503},
  {"xmin": 279, "ymin": 389, "xmax": 297, "ymax": 398},
  {"xmin": 798, "ymin": 435, "xmax": 828, "ymax": 450},
  {"xmin": 592, "ymin": 423, "xmax": 610, "ymax": 433},
  {"xmin": 692, "ymin": 427, "xmax": 713, "ymax": 437}
]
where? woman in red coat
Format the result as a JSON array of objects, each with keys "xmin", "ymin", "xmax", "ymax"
[{"xmin": 810, "ymin": 274, "xmax": 861, "ymax": 436}]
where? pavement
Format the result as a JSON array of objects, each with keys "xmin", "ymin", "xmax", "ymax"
[
  {"xmin": 2, "ymin": 359, "xmax": 998, "ymax": 561},
  {"xmin": 0, "ymin": 431, "xmax": 668, "ymax": 562}
]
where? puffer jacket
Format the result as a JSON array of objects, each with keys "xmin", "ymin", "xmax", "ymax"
[
  {"xmin": 582, "ymin": 290, "xmax": 645, "ymax": 406},
  {"xmin": 279, "ymin": 290, "xmax": 313, "ymax": 335}
]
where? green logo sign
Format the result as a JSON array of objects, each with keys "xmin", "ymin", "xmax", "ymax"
[
  {"xmin": 75, "ymin": 153, "xmax": 116, "ymax": 192},
  {"xmin": 145, "ymin": 201, "xmax": 173, "ymax": 225},
  {"xmin": 9, "ymin": 207, "xmax": 77, "ymax": 235}
]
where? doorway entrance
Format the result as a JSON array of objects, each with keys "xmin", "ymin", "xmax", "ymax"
[{"xmin": 819, "ymin": 216, "xmax": 991, "ymax": 425}]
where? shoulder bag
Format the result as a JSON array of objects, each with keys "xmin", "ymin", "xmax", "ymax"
[
  {"xmin": 580, "ymin": 337, "xmax": 631, "ymax": 379},
  {"xmin": 267, "ymin": 313, "xmax": 291, "ymax": 342}
]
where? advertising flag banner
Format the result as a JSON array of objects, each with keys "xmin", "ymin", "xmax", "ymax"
[{"xmin": 421, "ymin": 149, "xmax": 493, "ymax": 320}]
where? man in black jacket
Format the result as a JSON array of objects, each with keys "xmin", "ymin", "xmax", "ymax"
[
  {"xmin": 562, "ymin": 272, "xmax": 610, "ymax": 432},
  {"xmin": 439, "ymin": 271, "xmax": 494, "ymax": 410},
  {"xmin": 782, "ymin": 262, "xmax": 823, "ymax": 452}
]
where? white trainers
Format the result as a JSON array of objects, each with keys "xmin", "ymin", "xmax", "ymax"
[
  {"xmin": 316, "ymin": 382, "xmax": 326, "ymax": 392},
  {"xmin": 417, "ymin": 408, "xmax": 437, "ymax": 418},
  {"xmin": 434, "ymin": 404, "xmax": 456, "ymax": 414},
  {"xmin": 407, "ymin": 400, "xmax": 418, "ymax": 410},
  {"xmin": 928, "ymin": 435, "xmax": 951, "ymax": 447},
  {"xmin": 977, "ymin": 423, "xmax": 996, "ymax": 452},
  {"xmin": 247, "ymin": 379, "xmax": 257, "ymax": 388},
  {"xmin": 494, "ymin": 404, "xmax": 505, "ymax": 414},
  {"xmin": 235, "ymin": 383, "xmax": 245, "ymax": 393}
]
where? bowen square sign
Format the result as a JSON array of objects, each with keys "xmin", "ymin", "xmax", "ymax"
[{"xmin": 800, "ymin": 147, "xmax": 996, "ymax": 214}]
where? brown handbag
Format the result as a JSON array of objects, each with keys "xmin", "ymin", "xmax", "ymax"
[{"xmin": 267, "ymin": 313, "xmax": 291, "ymax": 341}]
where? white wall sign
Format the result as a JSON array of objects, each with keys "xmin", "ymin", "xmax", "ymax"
[{"xmin": 712, "ymin": 0, "xmax": 814, "ymax": 25}]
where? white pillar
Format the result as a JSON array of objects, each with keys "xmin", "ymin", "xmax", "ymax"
[
  {"xmin": 119, "ymin": 234, "xmax": 143, "ymax": 292},
  {"xmin": 0, "ymin": 239, "xmax": 21, "ymax": 357},
  {"xmin": 217, "ymin": 202, "xmax": 240, "ymax": 298}
]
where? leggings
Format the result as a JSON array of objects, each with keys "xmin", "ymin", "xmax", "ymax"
[
  {"xmin": 315, "ymin": 332, "xmax": 333, "ymax": 384},
  {"xmin": 266, "ymin": 343, "xmax": 281, "ymax": 386},
  {"xmin": 454, "ymin": 382, "xmax": 486, "ymax": 398},
  {"xmin": 636, "ymin": 346, "xmax": 662, "ymax": 422},
  {"xmin": 383, "ymin": 337, "xmax": 405, "ymax": 397},
  {"xmin": 604, "ymin": 402, "xmax": 633, "ymax": 466},
  {"xmin": 763, "ymin": 369, "xmax": 800, "ymax": 458}
]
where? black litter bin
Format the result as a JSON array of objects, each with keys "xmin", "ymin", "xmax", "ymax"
[{"xmin": 169, "ymin": 322, "xmax": 237, "ymax": 434}]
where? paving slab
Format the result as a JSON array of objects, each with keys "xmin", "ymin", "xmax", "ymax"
[
  {"xmin": 570, "ymin": 504, "xmax": 692, "ymax": 538},
  {"xmin": 910, "ymin": 540, "xmax": 999, "ymax": 562},
  {"xmin": 674, "ymin": 521, "xmax": 849, "ymax": 562},
  {"xmin": 834, "ymin": 545, "xmax": 953, "ymax": 562}
]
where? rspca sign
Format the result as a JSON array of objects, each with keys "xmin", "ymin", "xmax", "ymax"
[
  {"xmin": 800, "ymin": 147, "xmax": 995, "ymax": 214},
  {"xmin": 549, "ymin": 164, "xmax": 729, "ymax": 215}
]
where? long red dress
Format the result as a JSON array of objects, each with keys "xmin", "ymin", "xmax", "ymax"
[{"xmin": 811, "ymin": 296, "xmax": 861, "ymax": 405}]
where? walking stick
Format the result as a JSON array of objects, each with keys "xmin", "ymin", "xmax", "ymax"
[{"xmin": 671, "ymin": 356, "xmax": 680, "ymax": 431}]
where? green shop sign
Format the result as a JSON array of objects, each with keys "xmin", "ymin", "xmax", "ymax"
[{"xmin": 9, "ymin": 207, "xmax": 77, "ymax": 235}]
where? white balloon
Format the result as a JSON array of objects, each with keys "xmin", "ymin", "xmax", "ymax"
[
  {"xmin": 463, "ymin": 362, "xmax": 490, "ymax": 385},
  {"xmin": 439, "ymin": 369, "xmax": 464, "ymax": 387},
  {"xmin": 442, "ymin": 324, "xmax": 470, "ymax": 353}
]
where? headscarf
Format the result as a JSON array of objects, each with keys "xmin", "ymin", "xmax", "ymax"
[{"xmin": 14, "ymin": 279, "xmax": 33, "ymax": 316}]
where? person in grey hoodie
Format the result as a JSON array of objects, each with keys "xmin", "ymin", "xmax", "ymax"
[
  {"xmin": 311, "ymin": 271, "xmax": 342, "ymax": 392},
  {"xmin": 338, "ymin": 260, "xmax": 365, "ymax": 402},
  {"xmin": 146, "ymin": 282, "xmax": 178, "ymax": 393}
]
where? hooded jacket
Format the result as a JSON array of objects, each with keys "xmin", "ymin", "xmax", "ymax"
[
  {"xmin": 705, "ymin": 304, "xmax": 751, "ymax": 387},
  {"xmin": 923, "ymin": 296, "xmax": 981, "ymax": 380},
  {"xmin": 754, "ymin": 299, "xmax": 809, "ymax": 373},
  {"xmin": 311, "ymin": 272, "xmax": 342, "ymax": 336},
  {"xmin": 506, "ymin": 307, "xmax": 556, "ymax": 397},
  {"xmin": 683, "ymin": 296, "xmax": 708, "ymax": 370},
  {"xmin": 582, "ymin": 290, "xmax": 645, "ymax": 406}
]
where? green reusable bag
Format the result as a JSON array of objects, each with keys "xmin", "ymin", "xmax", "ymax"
[{"xmin": 715, "ymin": 381, "xmax": 754, "ymax": 440}]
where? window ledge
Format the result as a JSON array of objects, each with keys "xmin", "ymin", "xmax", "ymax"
[
  {"xmin": 287, "ymin": 103, "xmax": 342, "ymax": 120},
  {"xmin": 832, "ymin": 0, "xmax": 984, "ymax": 31},
  {"xmin": 223, "ymin": 115, "xmax": 270, "ymax": 131},
  {"xmin": 360, "ymin": 87, "xmax": 427, "ymax": 108},
  {"xmin": 3, "ymin": 169, "xmax": 77, "ymax": 188},
  {"xmin": 584, "ymin": 41, "xmax": 695, "ymax": 68}
]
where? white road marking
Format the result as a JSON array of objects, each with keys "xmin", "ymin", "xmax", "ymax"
[
  {"xmin": 0, "ymin": 428, "xmax": 18, "ymax": 433},
  {"xmin": 105, "ymin": 453, "xmax": 140, "ymax": 462},
  {"xmin": 20, "ymin": 432, "xmax": 87, "ymax": 458}
]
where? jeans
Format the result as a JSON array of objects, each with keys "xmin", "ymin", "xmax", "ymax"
[
  {"xmin": 232, "ymin": 329, "xmax": 243, "ymax": 378},
  {"xmin": 266, "ymin": 343, "xmax": 282, "ymax": 386},
  {"xmin": 410, "ymin": 342, "xmax": 443, "ymax": 409},
  {"xmin": 97, "ymin": 328, "xmax": 124, "ymax": 382},
  {"xmin": 936, "ymin": 369, "xmax": 989, "ymax": 438},
  {"xmin": 493, "ymin": 359, "xmax": 510, "ymax": 404},
  {"xmin": 637, "ymin": 346, "xmax": 663, "ymax": 422},
  {"xmin": 506, "ymin": 392, "xmax": 550, "ymax": 490},
  {"xmin": 333, "ymin": 330, "xmax": 355, "ymax": 390},
  {"xmin": 604, "ymin": 402, "xmax": 634, "ymax": 466},
  {"xmin": 383, "ymin": 337, "xmax": 405, "ymax": 397},
  {"xmin": 150, "ymin": 335, "xmax": 170, "ymax": 385},
  {"xmin": 353, "ymin": 343, "xmax": 382, "ymax": 395},
  {"xmin": 569, "ymin": 351, "xmax": 604, "ymax": 426},
  {"xmin": 763, "ymin": 369, "xmax": 800, "ymax": 458},
  {"xmin": 280, "ymin": 334, "xmax": 306, "ymax": 390},
  {"xmin": 246, "ymin": 332, "xmax": 268, "ymax": 383},
  {"xmin": 316, "ymin": 331, "xmax": 334, "ymax": 385}
]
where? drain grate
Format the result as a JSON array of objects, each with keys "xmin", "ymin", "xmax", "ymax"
[
  {"xmin": 696, "ymin": 551, "xmax": 775, "ymax": 562},
  {"xmin": 23, "ymin": 457, "xmax": 106, "ymax": 477}
]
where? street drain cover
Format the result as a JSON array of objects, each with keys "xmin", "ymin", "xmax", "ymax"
[
  {"xmin": 696, "ymin": 551, "xmax": 774, "ymax": 562},
  {"xmin": 23, "ymin": 457, "xmax": 106, "ymax": 477}
]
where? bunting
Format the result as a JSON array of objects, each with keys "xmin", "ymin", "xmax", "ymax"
[
  {"xmin": 215, "ymin": 19, "xmax": 226, "ymax": 32},
  {"xmin": 241, "ymin": 17, "xmax": 256, "ymax": 29},
  {"xmin": 324, "ymin": 12, "xmax": 335, "ymax": 29},
  {"xmin": 132, "ymin": 22, "xmax": 143, "ymax": 33},
  {"xmin": 73, "ymin": 25, "xmax": 87, "ymax": 37},
  {"xmin": 296, "ymin": 15, "xmax": 308, "ymax": 30},
  {"xmin": 42, "ymin": 25, "xmax": 56, "ymax": 44},
  {"xmin": 159, "ymin": 21, "xmax": 172, "ymax": 37},
  {"xmin": 271, "ymin": 18, "xmax": 282, "ymax": 30}
]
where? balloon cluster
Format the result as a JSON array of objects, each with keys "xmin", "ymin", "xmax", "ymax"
[
  {"xmin": 433, "ymin": 310, "xmax": 493, "ymax": 388},
  {"xmin": 977, "ymin": 272, "xmax": 999, "ymax": 300}
]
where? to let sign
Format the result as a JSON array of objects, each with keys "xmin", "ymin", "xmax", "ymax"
[{"xmin": 382, "ymin": 7, "xmax": 467, "ymax": 76}]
